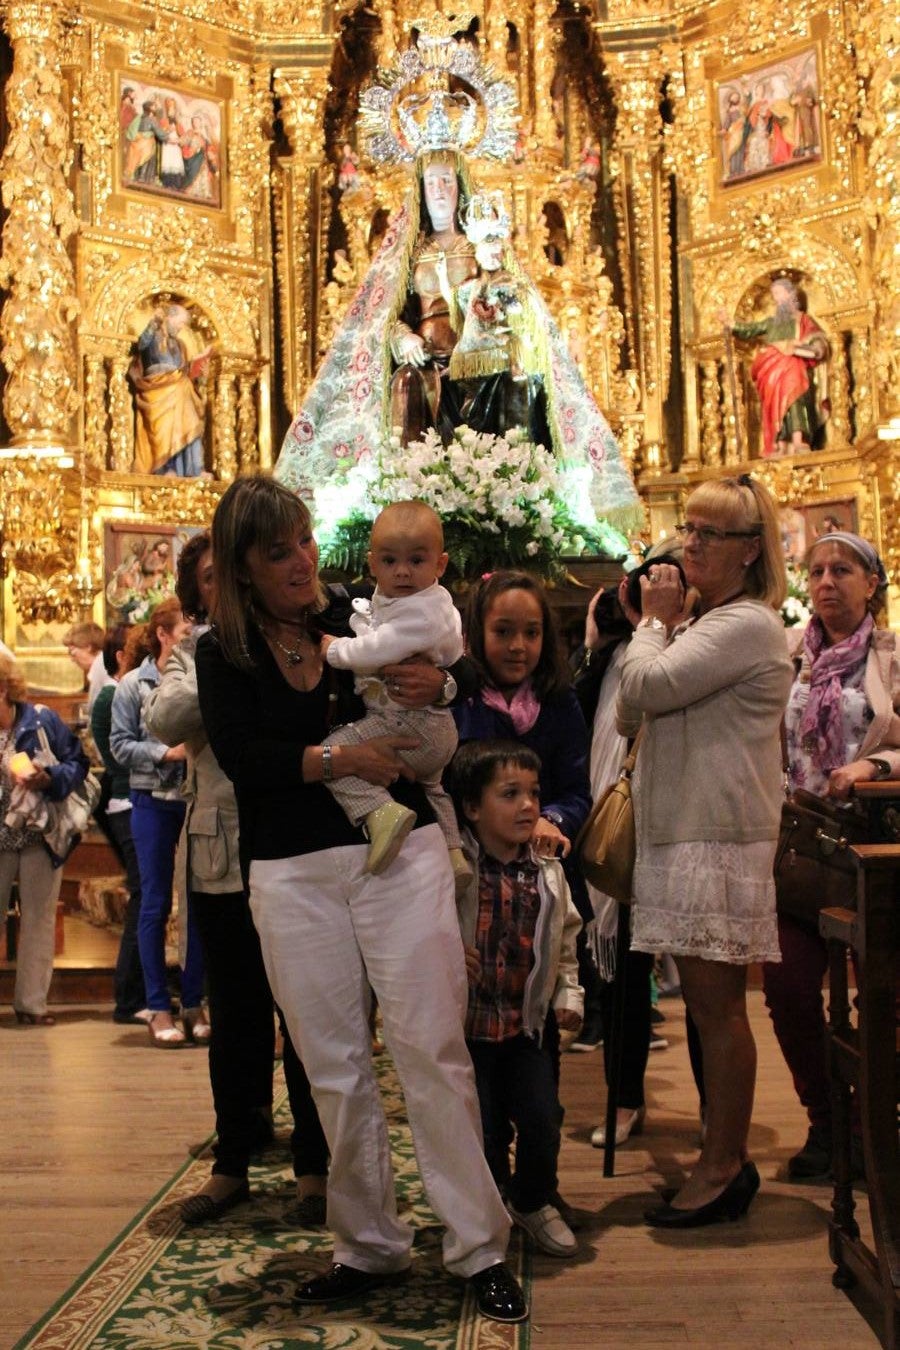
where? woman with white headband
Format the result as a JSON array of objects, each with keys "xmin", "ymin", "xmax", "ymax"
[{"xmin": 762, "ymin": 530, "xmax": 899, "ymax": 1181}]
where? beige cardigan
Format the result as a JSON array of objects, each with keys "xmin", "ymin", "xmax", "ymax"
[
  {"xmin": 617, "ymin": 599, "xmax": 793, "ymax": 846},
  {"xmin": 145, "ymin": 636, "xmax": 242, "ymax": 898}
]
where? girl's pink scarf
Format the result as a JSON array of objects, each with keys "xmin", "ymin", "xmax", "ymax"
[
  {"xmin": 480, "ymin": 679, "xmax": 541, "ymax": 734},
  {"xmin": 800, "ymin": 613, "xmax": 872, "ymax": 771}
]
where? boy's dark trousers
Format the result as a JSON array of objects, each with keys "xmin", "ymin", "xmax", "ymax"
[{"xmin": 467, "ymin": 1031, "xmax": 561, "ymax": 1213}]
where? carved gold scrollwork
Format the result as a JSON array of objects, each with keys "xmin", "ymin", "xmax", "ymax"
[
  {"xmin": 0, "ymin": 458, "xmax": 80, "ymax": 624},
  {"xmin": 0, "ymin": 0, "xmax": 80, "ymax": 446}
]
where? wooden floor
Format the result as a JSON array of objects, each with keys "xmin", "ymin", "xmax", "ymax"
[{"xmin": 0, "ymin": 977, "xmax": 883, "ymax": 1348}]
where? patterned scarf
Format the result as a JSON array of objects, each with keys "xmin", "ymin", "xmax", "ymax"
[
  {"xmin": 480, "ymin": 679, "xmax": 541, "ymax": 734},
  {"xmin": 799, "ymin": 613, "xmax": 873, "ymax": 771}
]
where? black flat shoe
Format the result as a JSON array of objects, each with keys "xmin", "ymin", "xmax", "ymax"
[
  {"xmin": 180, "ymin": 1179, "xmax": 250, "ymax": 1226},
  {"xmin": 293, "ymin": 1262, "xmax": 409, "ymax": 1306},
  {"xmin": 284, "ymin": 1192, "xmax": 327, "ymax": 1228},
  {"xmin": 645, "ymin": 1161, "xmax": 760, "ymax": 1229},
  {"xmin": 469, "ymin": 1262, "xmax": 529, "ymax": 1323},
  {"xmin": 15, "ymin": 1011, "xmax": 56, "ymax": 1026}
]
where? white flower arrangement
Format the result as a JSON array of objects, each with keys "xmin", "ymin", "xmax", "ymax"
[
  {"xmin": 781, "ymin": 561, "xmax": 812, "ymax": 628},
  {"xmin": 316, "ymin": 425, "xmax": 627, "ymax": 578}
]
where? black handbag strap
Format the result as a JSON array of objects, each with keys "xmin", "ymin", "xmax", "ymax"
[
  {"xmin": 621, "ymin": 724, "xmax": 644, "ymax": 778},
  {"xmin": 779, "ymin": 718, "xmax": 791, "ymax": 796}
]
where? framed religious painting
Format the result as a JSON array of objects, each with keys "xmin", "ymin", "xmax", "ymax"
[
  {"xmin": 118, "ymin": 74, "xmax": 224, "ymax": 209},
  {"xmin": 715, "ymin": 46, "xmax": 822, "ymax": 189},
  {"xmin": 779, "ymin": 498, "xmax": 857, "ymax": 563},
  {"xmin": 104, "ymin": 522, "xmax": 199, "ymax": 626},
  {"xmin": 800, "ymin": 498, "xmax": 858, "ymax": 547}
]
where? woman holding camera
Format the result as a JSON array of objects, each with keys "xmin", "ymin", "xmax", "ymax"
[{"xmin": 618, "ymin": 475, "xmax": 792, "ymax": 1228}]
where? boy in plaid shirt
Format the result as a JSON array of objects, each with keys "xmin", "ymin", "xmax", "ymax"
[{"xmin": 450, "ymin": 739, "xmax": 583, "ymax": 1257}]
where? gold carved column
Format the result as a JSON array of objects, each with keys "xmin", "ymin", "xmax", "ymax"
[
  {"xmin": 237, "ymin": 371, "xmax": 260, "ymax": 473},
  {"xmin": 213, "ymin": 361, "xmax": 238, "ymax": 482},
  {"xmin": 108, "ymin": 349, "xmax": 134, "ymax": 474},
  {"xmin": 82, "ymin": 352, "xmax": 108, "ymax": 471},
  {"xmin": 0, "ymin": 0, "xmax": 80, "ymax": 447},
  {"xmin": 848, "ymin": 0, "xmax": 899, "ymax": 433},
  {"xmin": 531, "ymin": 0, "xmax": 557, "ymax": 147},
  {"xmin": 605, "ymin": 46, "xmax": 671, "ymax": 474},
  {"xmin": 699, "ymin": 358, "xmax": 724, "ymax": 467},
  {"xmin": 272, "ymin": 69, "xmax": 330, "ymax": 415}
]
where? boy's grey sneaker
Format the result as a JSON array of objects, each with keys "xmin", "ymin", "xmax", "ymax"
[
  {"xmin": 567, "ymin": 1027, "xmax": 603, "ymax": 1052},
  {"xmin": 507, "ymin": 1201, "xmax": 578, "ymax": 1257}
]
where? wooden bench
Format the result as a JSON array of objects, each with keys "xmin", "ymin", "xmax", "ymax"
[{"xmin": 819, "ymin": 839, "xmax": 900, "ymax": 1350}]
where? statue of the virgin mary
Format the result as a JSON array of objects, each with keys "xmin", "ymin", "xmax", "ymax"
[{"xmin": 275, "ymin": 12, "xmax": 642, "ymax": 536}]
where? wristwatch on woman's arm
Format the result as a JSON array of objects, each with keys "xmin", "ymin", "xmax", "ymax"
[
  {"xmin": 435, "ymin": 669, "xmax": 458, "ymax": 707},
  {"xmin": 865, "ymin": 757, "xmax": 893, "ymax": 781}
]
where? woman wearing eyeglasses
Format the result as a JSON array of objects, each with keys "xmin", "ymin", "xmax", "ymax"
[{"xmin": 617, "ymin": 475, "xmax": 792, "ymax": 1228}]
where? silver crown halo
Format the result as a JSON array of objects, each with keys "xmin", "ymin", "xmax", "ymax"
[{"xmin": 358, "ymin": 11, "xmax": 519, "ymax": 165}]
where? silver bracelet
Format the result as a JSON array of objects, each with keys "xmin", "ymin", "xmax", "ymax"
[{"xmin": 322, "ymin": 744, "xmax": 333, "ymax": 782}]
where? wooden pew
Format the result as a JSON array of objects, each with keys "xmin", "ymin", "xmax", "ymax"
[{"xmin": 819, "ymin": 839, "xmax": 900, "ymax": 1349}]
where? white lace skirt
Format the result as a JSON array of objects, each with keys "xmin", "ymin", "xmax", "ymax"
[{"xmin": 630, "ymin": 759, "xmax": 781, "ymax": 966}]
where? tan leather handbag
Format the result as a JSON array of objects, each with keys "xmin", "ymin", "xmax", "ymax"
[{"xmin": 576, "ymin": 728, "xmax": 642, "ymax": 905}]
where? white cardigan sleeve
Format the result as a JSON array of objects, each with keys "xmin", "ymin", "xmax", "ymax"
[{"xmin": 618, "ymin": 602, "xmax": 786, "ymax": 718}]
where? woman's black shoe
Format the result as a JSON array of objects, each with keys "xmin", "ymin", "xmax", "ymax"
[
  {"xmin": 293, "ymin": 1262, "xmax": 409, "ymax": 1306},
  {"xmin": 645, "ymin": 1161, "xmax": 760, "ymax": 1229},
  {"xmin": 469, "ymin": 1262, "xmax": 529, "ymax": 1322}
]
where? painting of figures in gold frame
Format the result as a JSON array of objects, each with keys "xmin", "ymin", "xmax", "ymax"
[
  {"xmin": 104, "ymin": 522, "xmax": 198, "ymax": 627},
  {"xmin": 780, "ymin": 498, "xmax": 857, "ymax": 564},
  {"xmin": 715, "ymin": 46, "xmax": 822, "ymax": 188},
  {"xmin": 118, "ymin": 75, "xmax": 223, "ymax": 209}
]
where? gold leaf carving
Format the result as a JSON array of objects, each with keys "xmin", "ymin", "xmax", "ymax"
[{"xmin": 0, "ymin": 1, "xmax": 80, "ymax": 442}]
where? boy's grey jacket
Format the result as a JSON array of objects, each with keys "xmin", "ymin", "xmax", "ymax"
[{"xmin": 457, "ymin": 829, "xmax": 584, "ymax": 1042}]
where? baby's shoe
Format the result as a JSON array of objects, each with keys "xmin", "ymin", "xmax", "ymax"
[
  {"xmin": 364, "ymin": 802, "xmax": 416, "ymax": 875},
  {"xmin": 449, "ymin": 847, "xmax": 474, "ymax": 898}
]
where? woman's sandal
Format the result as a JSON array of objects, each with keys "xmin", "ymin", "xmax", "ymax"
[
  {"xmin": 15, "ymin": 1011, "xmax": 56, "ymax": 1026},
  {"xmin": 182, "ymin": 1007, "xmax": 212, "ymax": 1044},
  {"xmin": 147, "ymin": 1013, "xmax": 186, "ymax": 1048},
  {"xmin": 180, "ymin": 1178, "xmax": 250, "ymax": 1226}
]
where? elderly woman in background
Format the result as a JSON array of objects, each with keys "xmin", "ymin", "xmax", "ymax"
[
  {"xmin": 763, "ymin": 531, "xmax": 899, "ymax": 1180},
  {"xmin": 617, "ymin": 474, "xmax": 792, "ymax": 1228},
  {"xmin": 0, "ymin": 654, "xmax": 90, "ymax": 1024},
  {"xmin": 146, "ymin": 532, "xmax": 329, "ymax": 1226}
]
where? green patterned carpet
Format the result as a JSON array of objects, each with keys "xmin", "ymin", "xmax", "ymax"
[{"xmin": 16, "ymin": 1055, "xmax": 531, "ymax": 1350}]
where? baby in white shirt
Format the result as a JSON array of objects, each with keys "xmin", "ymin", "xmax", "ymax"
[{"xmin": 320, "ymin": 501, "xmax": 470, "ymax": 891}]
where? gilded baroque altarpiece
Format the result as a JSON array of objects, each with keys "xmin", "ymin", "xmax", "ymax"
[{"xmin": 0, "ymin": 0, "xmax": 896, "ymax": 690}]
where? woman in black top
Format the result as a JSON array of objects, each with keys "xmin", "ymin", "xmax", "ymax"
[{"xmin": 196, "ymin": 476, "xmax": 526, "ymax": 1324}]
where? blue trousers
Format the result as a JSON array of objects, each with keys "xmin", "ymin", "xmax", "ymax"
[
  {"xmin": 107, "ymin": 809, "xmax": 146, "ymax": 1019},
  {"xmin": 130, "ymin": 790, "xmax": 203, "ymax": 1011},
  {"xmin": 467, "ymin": 1031, "xmax": 562, "ymax": 1213}
]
